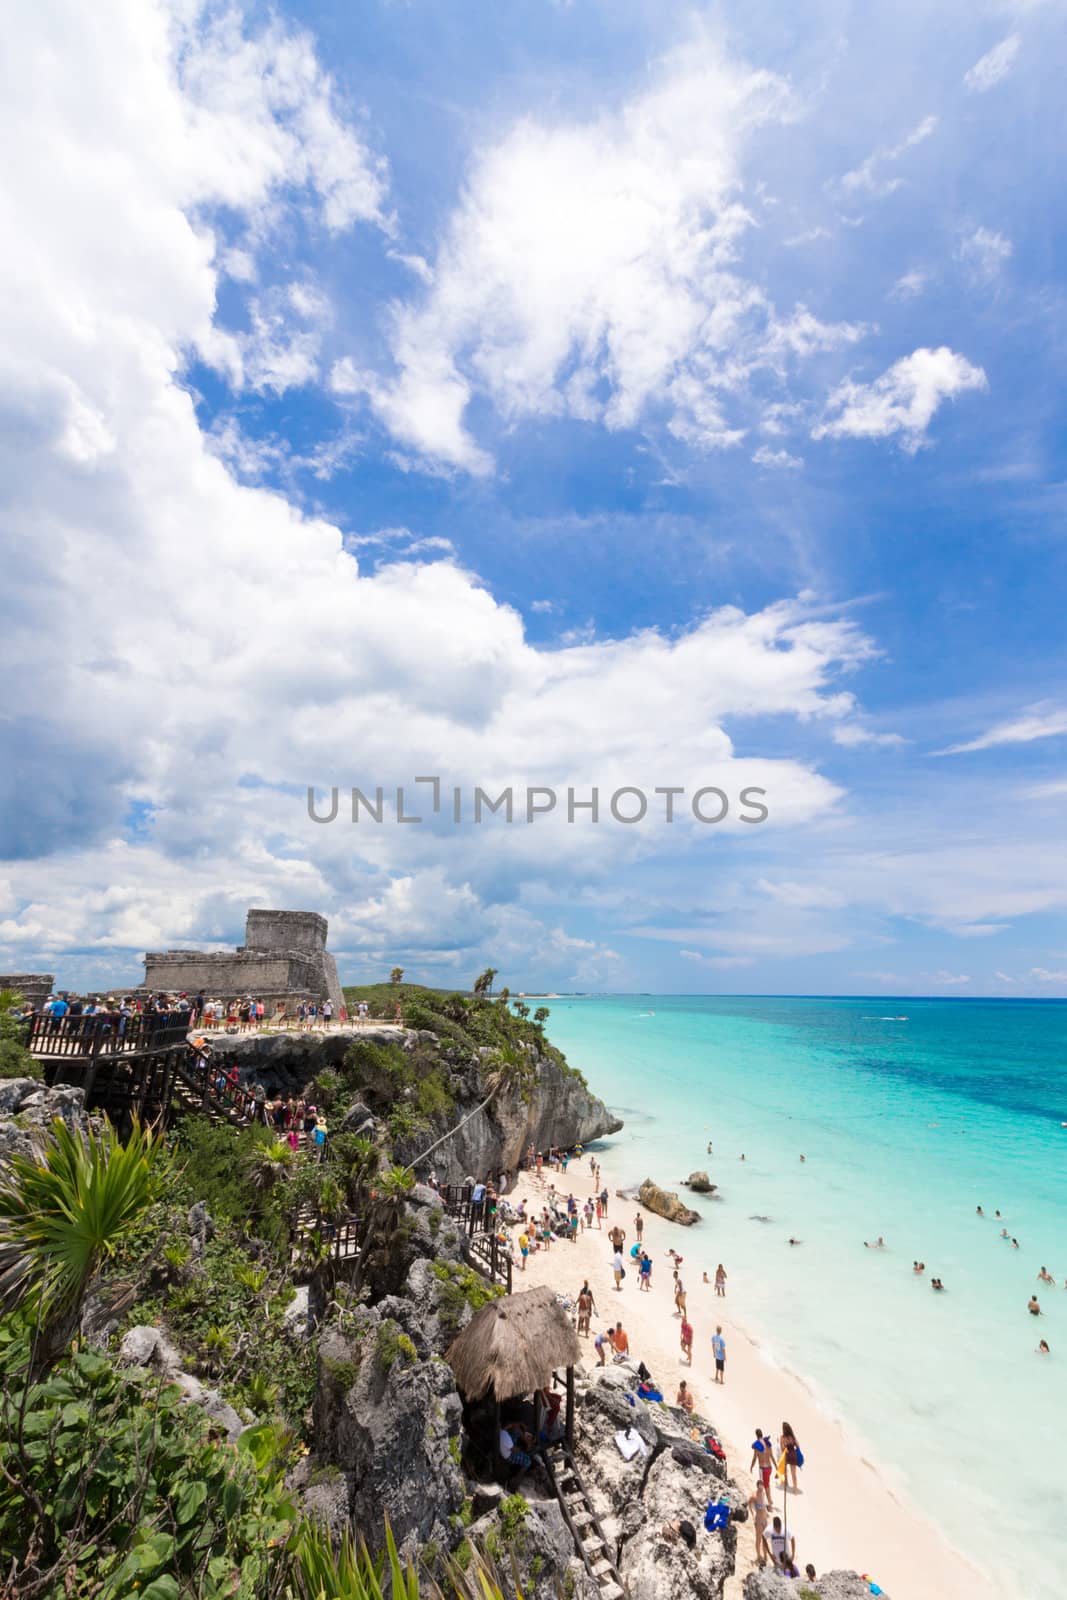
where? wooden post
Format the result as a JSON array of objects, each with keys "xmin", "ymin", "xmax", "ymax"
[{"xmin": 565, "ymin": 1364, "xmax": 575, "ymax": 1448}]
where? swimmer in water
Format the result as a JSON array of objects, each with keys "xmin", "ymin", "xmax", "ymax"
[
  {"xmin": 787, "ymin": 1237, "xmax": 802, "ymax": 1246},
  {"xmin": 799, "ymin": 1154, "xmax": 806, "ymax": 1163},
  {"xmin": 1012, "ymin": 1238, "xmax": 1020, "ymax": 1250},
  {"xmin": 1038, "ymin": 1340, "xmax": 1050, "ymax": 1355},
  {"xmin": 1000, "ymin": 1229, "xmax": 1010, "ymax": 1239},
  {"xmin": 912, "ymin": 1261, "xmax": 923, "ymax": 1274},
  {"xmin": 864, "ymin": 1236, "xmax": 886, "ymax": 1250},
  {"xmin": 1039, "ymin": 1267, "xmax": 1054, "ymax": 1284},
  {"xmin": 740, "ymin": 1154, "xmax": 745, "ymax": 1161},
  {"xmin": 1028, "ymin": 1296, "xmax": 1042, "ymax": 1316},
  {"xmin": 931, "ymin": 1277, "xmax": 945, "ymax": 1291},
  {"xmin": 976, "ymin": 1206, "xmax": 984, "ymax": 1216}
]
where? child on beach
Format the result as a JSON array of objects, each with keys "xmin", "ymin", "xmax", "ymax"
[
  {"xmin": 680, "ymin": 1316, "xmax": 693, "ymax": 1364},
  {"xmin": 715, "ymin": 1263, "xmax": 727, "ymax": 1296}
]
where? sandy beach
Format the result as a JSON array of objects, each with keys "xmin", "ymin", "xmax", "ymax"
[{"xmin": 513, "ymin": 1153, "xmax": 998, "ymax": 1600}]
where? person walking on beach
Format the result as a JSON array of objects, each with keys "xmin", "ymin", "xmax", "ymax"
[
  {"xmin": 673, "ymin": 1272, "xmax": 687, "ymax": 1318},
  {"xmin": 779, "ymin": 1423, "xmax": 801, "ymax": 1493},
  {"xmin": 612, "ymin": 1249, "xmax": 625, "ymax": 1291},
  {"xmin": 715, "ymin": 1263, "xmax": 727, "ymax": 1297},
  {"xmin": 712, "ymin": 1325, "xmax": 726, "ymax": 1384},
  {"xmin": 751, "ymin": 1428, "xmax": 775, "ymax": 1509},
  {"xmin": 576, "ymin": 1285, "xmax": 593, "ymax": 1335},
  {"xmin": 594, "ymin": 1329, "xmax": 608, "ymax": 1365},
  {"xmin": 609, "ymin": 1224, "xmax": 626, "ymax": 1252},
  {"xmin": 634, "ymin": 1212, "xmax": 644, "ymax": 1243},
  {"xmin": 680, "ymin": 1315, "xmax": 693, "ymax": 1364},
  {"xmin": 638, "ymin": 1251, "xmax": 652, "ymax": 1291},
  {"xmin": 748, "ymin": 1478, "xmax": 771, "ymax": 1567},
  {"xmin": 600, "ymin": 1186, "xmax": 609, "ymax": 1217}
]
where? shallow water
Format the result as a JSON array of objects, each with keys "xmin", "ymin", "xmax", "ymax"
[{"xmin": 542, "ymin": 995, "xmax": 1067, "ymax": 1599}]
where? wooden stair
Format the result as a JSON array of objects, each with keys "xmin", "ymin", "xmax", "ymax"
[{"xmin": 543, "ymin": 1443, "xmax": 628, "ymax": 1599}]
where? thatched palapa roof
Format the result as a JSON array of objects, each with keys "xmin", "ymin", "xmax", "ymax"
[{"xmin": 446, "ymin": 1285, "xmax": 581, "ymax": 1401}]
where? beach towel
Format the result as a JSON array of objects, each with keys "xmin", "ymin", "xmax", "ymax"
[
  {"xmin": 704, "ymin": 1501, "xmax": 730, "ymax": 1532},
  {"xmin": 614, "ymin": 1428, "xmax": 647, "ymax": 1462}
]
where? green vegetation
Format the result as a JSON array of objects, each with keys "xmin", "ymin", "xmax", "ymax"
[
  {"xmin": 431, "ymin": 1260, "xmax": 505, "ymax": 1332},
  {"xmin": 0, "ymin": 1116, "xmax": 162, "ymax": 1373},
  {"xmin": 0, "ymin": 987, "xmax": 39, "ymax": 1080},
  {"xmin": 375, "ymin": 1318, "xmax": 418, "ymax": 1373}
]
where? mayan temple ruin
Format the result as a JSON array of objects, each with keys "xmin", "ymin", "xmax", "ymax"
[{"xmin": 143, "ymin": 909, "xmax": 345, "ymax": 1012}]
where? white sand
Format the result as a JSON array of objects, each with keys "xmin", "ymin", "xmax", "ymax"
[{"xmin": 513, "ymin": 1155, "xmax": 997, "ymax": 1600}]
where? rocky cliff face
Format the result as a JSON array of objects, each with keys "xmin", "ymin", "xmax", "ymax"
[
  {"xmin": 202, "ymin": 1025, "xmax": 623, "ymax": 1185},
  {"xmin": 0, "ymin": 1078, "xmax": 92, "ymax": 1164}
]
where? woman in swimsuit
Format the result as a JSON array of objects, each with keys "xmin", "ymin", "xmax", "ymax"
[{"xmin": 779, "ymin": 1422, "xmax": 801, "ymax": 1493}]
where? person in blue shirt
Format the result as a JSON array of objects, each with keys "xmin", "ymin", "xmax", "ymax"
[{"xmin": 711, "ymin": 1325, "xmax": 726, "ymax": 1383}]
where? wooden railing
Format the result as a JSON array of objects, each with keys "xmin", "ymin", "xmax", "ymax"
[
  {"xmin": 25, "ymin": 1011, "xmax": 192, "ymax": 1059},
  {"xmin": 468, "ymin": 1227, "xmax": 513, "ymax": 1293}
]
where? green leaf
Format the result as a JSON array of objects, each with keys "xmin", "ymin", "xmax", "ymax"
[
  {"xmin": 139, "ymin": 1580, "xmax": 180, "ymax": 1600},
  {"xmin": 176, "ymin": 1477, "xmax": 207, "ymax": 1524}
]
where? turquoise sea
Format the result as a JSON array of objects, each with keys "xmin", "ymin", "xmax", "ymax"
[{"xmin": 542, "ymin": 995, "xmax": 1067, "ymax": 1600}]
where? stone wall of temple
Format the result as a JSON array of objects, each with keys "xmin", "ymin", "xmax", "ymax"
[
  {"xmin": 143, "ymin": 910, "xmax": 342, "ymax": 1007},
  {"xmin": 0, "ymin": 973, "xmax": 55, "ymax": 1008}
]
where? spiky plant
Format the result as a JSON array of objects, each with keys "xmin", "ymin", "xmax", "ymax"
[{"xmin": 0, "ymin": 1116, "xmax": 162, "ymax": 1372}]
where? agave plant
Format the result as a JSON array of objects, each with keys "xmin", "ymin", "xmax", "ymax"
[
  {"xmin": 0, "ymin": 1116, "xmax": 162, "ymax": 1372},
  {"xmin": 289, "ymin": 1518, "xmax": 521, "ymax": 1600}
]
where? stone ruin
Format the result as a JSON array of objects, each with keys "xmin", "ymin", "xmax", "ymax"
[
  {"xmin": 143, "ymin": 909, "xmax": 344, "ymax": 1013},
  {"xmin": 0, "ymin": 973, "xmax": 55, "ymax": 1009}
]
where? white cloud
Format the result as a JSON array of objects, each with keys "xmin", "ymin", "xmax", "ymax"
[
  {"xmin": 938, "ymin": 705, "xmax": 1067, "ymax": 755},
  {"xmin": 1030, "ymin": 967, "xmax": 1067, "ymax": 983},
  {"xmin": 346, "ymin": 39, "xmax": 878, "ymax": 473},
  {"xmin": 530, "ymin": 599, "xmax": 557, "ymax": 614},
  {"xmin": 757, "ymin": 879, "xmax": 846, "ymax": 910},
  {"xmin": 889, "ymin": 270, "xmax": 928, "ymax": 301},
  {"xmin": 752, "ymin": 445, "xmax": 803, "ymax": 470},
  {"xmin": 839, "ymin": 116, "xmax": 938, "ymax": 197},
  {"xmin": 964, "ymin": 35, "xmax": 1021, "ymax": 92},
  {"xmin": 0, "ymin": 3, "xmax": 889, "ymax": 972},
  {"xmin": 831, "ymin": 724, "xmax": 906, "ymax": 748},
  {"xmin": 679, "ymin": 951, "xmax": 755, "ymax": 969},
  {"xmin": 929, "ymin": 971, "xmax": 971, "ymax": 985},
  {"xmin": 956, "ymin": 226, "xmax": 1013, "ymax": 281},
  {"xmin": 813, "ymin": 347, "xmax": 988, "ymax": 452}
]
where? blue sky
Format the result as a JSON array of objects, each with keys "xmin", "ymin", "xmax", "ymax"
[{"xmin": 2, "ymin": 0, "xmax": 1067, "ymax": 996}]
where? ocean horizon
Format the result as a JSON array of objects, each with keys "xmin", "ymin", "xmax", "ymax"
[{"xmin": 541, "ymin": 993, "xmax": 1067, "ymax": 1600}]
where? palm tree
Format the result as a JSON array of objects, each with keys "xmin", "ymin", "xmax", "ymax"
[
  {"xmin": 0, "ymin": 1117, "xmax": 162, "ymax": 1373},
  {"xmin": 472, "ymin": 967, "xmax": 498, "ymax": 998},
  {"xmin": 390, "ymin": 967, "xmax": 404, "ymax": 986},
  {"xmin": 533, "ymin": 1006, "xmax": 550, "ymax": 1028}
]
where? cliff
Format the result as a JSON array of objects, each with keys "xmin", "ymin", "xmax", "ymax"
[{"xmin": 200, "ymin": 1002, "xmax": 622, "ymax": 1184}]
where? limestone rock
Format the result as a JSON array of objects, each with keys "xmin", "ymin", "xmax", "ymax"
[
  {"xmin": 187, "ymin": 1200, "xmax": 215, "ymax": 1256},
  {"xmin": 0, "ymin": 1082, "xmax": 91, "ymax": 1165},
  {"xmin": 687, "ymin": 1171, "xmax": 716, "ymax": 1194},
  {"xmin": 312, "ymin": 1311, "xmax": 465, "ymax": 1559},
  {"xmin": 638, "ymin": 1178, "xmax": 701, "ymax": 1226},
  {"xmin": 0, "ymin": 1078, "xmax": 39, "ymax": 1114},
  {"xmin": 119, "ymin": 1324, "xmax": 162, "ymax": 1367},
  {"xmin": 743, "ymin": 1572, "xmax": 879, "ymax": 1600}
]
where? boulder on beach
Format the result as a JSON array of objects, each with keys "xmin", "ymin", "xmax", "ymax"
[
  {"xmin": 686, "ymin": 1170, "xmax": 716, "ymax": 1194},
  {"xmin": 638, "ymin": 1177, "xmax": 701, "ymax": 1226}
]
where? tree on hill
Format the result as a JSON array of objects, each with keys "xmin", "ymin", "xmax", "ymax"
[
  {"xmin": 512, "ymin": 1000, "xmax": 530, "ymax": 1020},
  {"xmin": 472, "ymin": 966, "xmax": 498, "ymax": 997},
  {"xmin": 533, "ymin": 1006, "xmax": 550, "ymax": 1027},
  {"xmin": 389, "ymin": 967, "xmax": 404, "ymax": 985}
]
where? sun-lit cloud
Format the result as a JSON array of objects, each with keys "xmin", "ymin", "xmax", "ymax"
[{"xmin": 813, "ymin": 347, "xmax": 987, "ymax": 452}]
